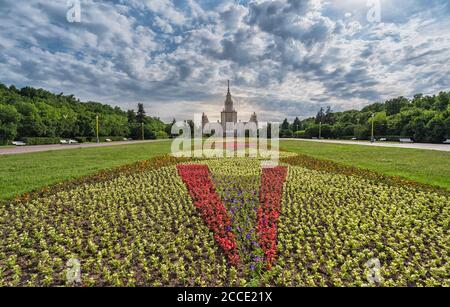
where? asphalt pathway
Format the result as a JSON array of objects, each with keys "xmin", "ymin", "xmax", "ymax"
[
  {"xmin": 284, "ymin": 138, "xmax": 450, "ymax": 152},
  {"xmin": 0, "ymin": 140, "xmax": 167, "ymax": 156}
]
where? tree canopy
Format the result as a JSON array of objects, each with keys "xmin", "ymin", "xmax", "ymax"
[
  {"xmin": 0, "ymin": 84, "xmax": 167, "ymax": 144},
  {"xmin": 286, "ymin": 91, "xmax": 450, "ymax": 143}
]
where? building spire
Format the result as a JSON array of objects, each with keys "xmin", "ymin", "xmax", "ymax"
[{"xmin": 227, "ymin": 80, "xmax": 230, "ymax": 94}]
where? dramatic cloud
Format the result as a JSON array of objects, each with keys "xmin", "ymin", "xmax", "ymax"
[{"xmin": 0, "ymin": 0, "xmax": 449, "ymax": 121}]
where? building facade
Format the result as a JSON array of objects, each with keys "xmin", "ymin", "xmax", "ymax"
[{"xmin": 202, "ymin": 81, "xmax": 257, "ymax": 136}]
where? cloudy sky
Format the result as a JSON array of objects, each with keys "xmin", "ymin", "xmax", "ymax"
[{"xmin": 1, "ymin": 0, "xmax": 449, "ymax": 122}]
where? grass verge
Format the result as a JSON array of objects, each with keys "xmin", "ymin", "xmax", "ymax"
[
  {"xmin": 280, "ymin": 140, "xmax": 450, "ymax": 189},
  {"xmin": 0, "ymin": 140, "xmax": 172, "ymax": 200}
]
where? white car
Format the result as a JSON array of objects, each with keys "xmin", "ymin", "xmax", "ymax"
[
  {"xmin": 60, "ymin": 139, "xmax": 68, "ymax": 144},
  {"xmin": 105, "ymin": 138, "xmax": 112, "ymax": 142},
  {"xmin": 444, "ymin": 139, "xmax": 450, "ymax": 144},
  {"xmin": 12, "ymin": 141, "xmax": 26, "ymax": 146},
  {"xmin": 379, "ymin": 138, "xmax": 387, "ymax": 142},
  {"xmin": 68, "ymin": 139, "xmax": 78, "ymax": 144}
]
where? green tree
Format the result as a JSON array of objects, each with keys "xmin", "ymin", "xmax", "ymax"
[
  {"xmin": 15, "ymin": 102, "xmax": 46, "ymax": 137},
  {"xmin": 435, "ymin": 92, "xmax": 449, "ymax": 111},
  {"xmin": 354, "ymin": 125, "xmax": 369, "ymax": 140},
  {"xmin": 315, "ymin": 107, "xmax": 325, "ymax": 124},
  {"xmin": 385, "ymin": 97, "xmax": 409, "ymax": 116},
  {"xmin": 136, "ymin": 103, "xmax": 146, "ymax": 123},
  {"xmin": 165, "ymin": 118, "xmax": 176, "ymax": 136},
  {"xmin": 426, "ymin": 115, "xmax": 446, "ymax": 143},
  {"xmin": 0, "ymin": 104, "xmax": 21, "ymax": 144},
  {"xmin": 292, "ymin": 117, "xmax": 301, "ymax": 132},
  {"xmin": 281, "ymin": 118, "xmax": 290, "ymax": 130},
  {"xmin": 127, "ymin": 110, "xmax": 136, "ymax": 123},
  {"xmin": 324, "ymin": 106, "xmax": 335, "ymax": 124}
]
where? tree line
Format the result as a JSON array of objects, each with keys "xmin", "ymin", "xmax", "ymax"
[
  {"xmin": 280, "ymin": 91, "xmax": 450, "ymax": 143},
  {"xmin": 2, "ymin": 84, "xmax": 449, "ymax": 145},
  {"xmin": 0, "ymin": 84, "xmax": 168, "ymax": 145}
]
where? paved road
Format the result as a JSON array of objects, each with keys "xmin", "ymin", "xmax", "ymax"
[
  {"xmin": 284, "ymin": 138, "xmax": 450, "ymax": 152},
  {"xmin": 2, "ymin": 138, "xmax": 449, "ymax": 155},
  {"xmin": 0, "ymin": 140, "xmax": 167, "ymax": 156}
]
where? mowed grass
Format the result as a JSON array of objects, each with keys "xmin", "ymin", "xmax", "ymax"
[
  {"xmin": 0, "ymin": 140, "xmax": 172, "ymax": 200},
  {"xmin": 1, "ymin": 139, "xmax": 449, "ymax": 200},
  {"xmin": 280, "ymin": 140, "xmax": 450, "ymax": 189}
]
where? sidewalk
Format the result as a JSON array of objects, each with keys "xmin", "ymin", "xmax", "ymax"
[{"xmin": 283, "ymin": 138, "xmax": 450, "ymax": 152}]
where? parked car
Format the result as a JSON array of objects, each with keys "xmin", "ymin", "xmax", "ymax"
[
  {"xmin": 444, "ymin": 139, "xmax": 450, "ymax": 144},
  {"xmin": 399, "ymin": 138, "xmax": 414, "ymax": 143},
  {"xmin": 105, "ymin": 138, "xmax": 112, "ymax": 142},
  {"xmin": 60, "ymin": 139, "xmax": 68, "ymax": 144},
  {"xmin": 12, "ymin": 141, "xmax": 26, "ymax": 146},
  {"xmin": 351, "ymin": 137, "xmax": 357, "ymax": 141},
  {"xmin": 68, "ymin": 139, "xmax": 78, "ymax": 144},
  {"xmin": 379, "ymin": 138, "xmax": 387, "ymax": 142}
]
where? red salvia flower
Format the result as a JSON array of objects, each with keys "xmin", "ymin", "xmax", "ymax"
[
  {"xmin": 177, "ymin": 165, "xmax": 240, "ymax": 266},
  {"xmin": 257, "ymin": 166, "xmax": 288, "ymax": 269},
  {"xmin": 178, "ymin": 164, "xmax": 287, "ymax": 269}
]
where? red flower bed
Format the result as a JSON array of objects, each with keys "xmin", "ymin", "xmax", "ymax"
[
  {"xmin": 257, "ymin": 166, "xmax": 288, "ymax": 269},
  {"xmin": 177, "ymin": 165, "xmax": 240, "ymax": 266}
]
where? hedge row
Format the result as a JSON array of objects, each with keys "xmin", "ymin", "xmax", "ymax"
[
  {"xmin": 20, "ymin": 137, "xmax": 61, "ymax": 145},
  {"xmin": 17, "ymin": 133, "xmax": 169, "ymax": 145},
  {"xmin": 292, "ymin": 132, "xmax": 408, "ymax": 142}
]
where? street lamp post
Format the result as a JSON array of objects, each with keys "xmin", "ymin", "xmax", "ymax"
[
  {"xmin": 96, "ymin": 115, "xmax": 99, "ymax": 143},
  {"xmin": 371, "ymin": 113, "xmax": 375, "ymax": 143},
  {"xmin": 141, "ymin": 122, "xmax": 145, "ymax": 141},
  {"xmin": 319, "ymin": 121, "xmax": 322, "ymax": 139}
]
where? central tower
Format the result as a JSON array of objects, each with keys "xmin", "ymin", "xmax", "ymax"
[{"xmin": 221, "ymin": 80, "xmax": 238, "ymax": 134}]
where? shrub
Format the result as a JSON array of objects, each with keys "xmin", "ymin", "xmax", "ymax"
[
  {"xmin": 155, "ymin": 131, "xmax": 169, "ymax": 139},
  {"xmin": 21, "ymin": 137, "xmax": 61, "ymax": 145},
  {"xmin": 354, "ymin": 125, "xmax": 370, "ymax": 139},
  {"xmin": 279, "ymin": 129, "xmax": 293, "ymax": 138},
  {"xmin": 294, "ymin": 130, "xmax": 308, "ymax": 139},
  {"xmin": 74, "ymin": 137, "xmax": 91, "ymax": 143}
]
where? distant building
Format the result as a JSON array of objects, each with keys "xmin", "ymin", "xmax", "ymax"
[{"xmin": 203, "ymin": 80, "xmax": 257, "ymax": 136}]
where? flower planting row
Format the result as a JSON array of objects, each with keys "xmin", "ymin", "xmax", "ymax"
[
  {"xmin": 177, "ymin": 165, "xmax": 240, "ymax": 266},
  {"xmin": 180, "ymin": 161, "xmax": 288, "ymax": 271},
  {"xmin": 273, "ymin": 165, "xmax": 450, "ymax": 287},
  {"xmin": 257, "ymin": 166, "xmax": 288, "ymax": 269},
  {"xmin": 0, "ymin": 164, "xmax": 243, "ymax": 287},
  {"xmin": 1, "ymin": 156, "xmax": 448, "ymax": 286},
  {"xmin": 206, "ymin": 159, "xmax": 264, "ymax": 273}
]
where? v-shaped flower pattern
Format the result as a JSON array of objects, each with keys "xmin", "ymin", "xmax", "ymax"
[
  {"xmin": 177, "ymin": 164, "xmax": 287, "ymax": 269},
  {"xmin": 177, "ymin": 165, "xmax": 240, "ymax": 266}
]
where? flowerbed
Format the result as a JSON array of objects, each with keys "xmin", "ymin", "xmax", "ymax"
[
  {"xmin": 0, "ymin": 156, "xmax": 449, "ymax": 287},
  {"xmin": 257, "ymin": 166, "xmax": 288, "ymax": 269},
  {"xmin": 270, "ymin": 165, "xmax": 450, "ymax": 287},
  {"xmin": 206, "ymin": 159, "xmax": 265, "ymax": 274},
  {"xmin": 177, "ymin": 165, "xmax": 240, "ymax": 266},
  {"xmin": 0, "ymin": 164, "xmax": 238, "ymax": 286}
]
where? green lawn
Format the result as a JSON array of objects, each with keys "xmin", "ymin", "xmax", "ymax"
[
  {"xmin": 1, "ymin": 139, "xmax": 449, "ymax": 200},
  {"xmin": 0, "ymin": 140, "xmax": 172, "ymax": 200},
  {"xmin": 280, "ymin": 140, "xmax": 450, "ymax": 189}
]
